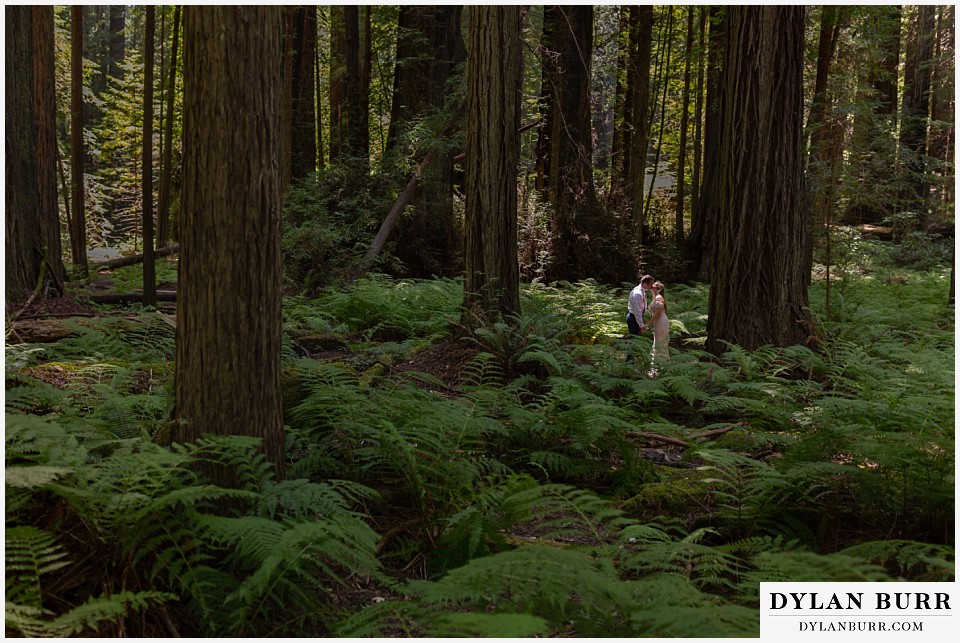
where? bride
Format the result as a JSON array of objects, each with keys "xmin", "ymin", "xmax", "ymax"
[{"xmin": 646, "ymin": 281, "xmax": 669, "ymax": 373}]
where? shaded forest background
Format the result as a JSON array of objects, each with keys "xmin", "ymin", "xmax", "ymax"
[{"xmin": 4, "ymin": 5, "xmax": 955, "ymax": 638}]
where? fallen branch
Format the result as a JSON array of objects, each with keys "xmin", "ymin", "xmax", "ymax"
[{"xmin": 93, "ymin": 244, "xmax": 179, "ymax": 271}]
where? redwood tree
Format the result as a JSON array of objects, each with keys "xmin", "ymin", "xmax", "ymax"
[
  {"xmin": 706, "ymin": 6, "xmax": 813, "ymax": 354},
  {"xmin": 386, "ymin": 5, "xmax": 466, "ymax": 278},
  {"xmin": 539, "ymin": 5, "xmax": 601, "ymax": 282},
  {"xmin": 5, "ymin": 6, "xmax": 65, "ymax": 301},
  {"xmin": 176, "ymin": 6, "xmax": 286, "ymax": 478},
  {"xmin": 462, "ymin": 6, "xmax": 522, "ymax": 323},
  {"xmin": 70, "ymin": 5, "xmax": 88, "ymax": 277}
]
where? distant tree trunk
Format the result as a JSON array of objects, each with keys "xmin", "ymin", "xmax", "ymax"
[
  {"xmin": 845, "ymin": 6, "xmax": 901, "ymax": 226},
  {"xmin": 900, "ymin": 5, "xmax": 936, "ymax": 224},
  {"xmin": 627, "ymin": 6, "xmax": 653, "ymax": 244},
  {"xmin": 70, "ymin": 5, "xmax": 88, "ymax": 278},
  {"xmin": 108, "ymin": 5, "xmax": 125, "ymax": 82},
  {"xmin": 541, "ymin": 5, "xmax": 600, "ymax": 282},
  {"xmin": 690, "ymin": 7, "xmax": 706, "ymax": 231},
  {"xmin": 157, "ymin": 5, "xmax": 181, "ymax": 248},
  {"xmin": 927, "ymin": 5, "xmax": 954, "ymax": 217},
  {"xmin": 685, "ymin": 6, "xmax": 724, "ymax": 281},
  {"xmin": 290, "ymin": 5, "xmax": 318, "ymax": 180},
  {"xmin": 5, "ymin": 6, "xmax": 65, "ymax": 302},
  {"xmin": 643, "ymin": 9, "xmax": 675, "ymax": 234},
  {"xmin": 706, "ymin": 6, "xmax": 812, "ymax": 354},
  {"xmin": 142, "ymin": 7, "xmax": 156, "ymax": 307},
  {"xmin": 386, "ymin": 5, "xmax": 466, "ymax": 278},
  {"xmin": 802, "ymin": 6, "xmax": 845, "ymax": 285},
  {"xmin": 177, "ymin": 6, "xmax": 285, "ymax": 480},
  {"xmin": 610, "ymin": 6, "xmax": 632, "ymax": 201},
  {"xmin": 329, "ymin": 6, "xmax": 369, "ymax": 172},
  {"xmin": 462, "ymin": 6, "xmax": 522, "ymax": 323},
  {"xmin": 675, "ymin": 7, "xmax": 694, "ymax": 249}
]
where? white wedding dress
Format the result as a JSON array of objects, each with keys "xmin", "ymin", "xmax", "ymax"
[{"xmin": 648, "ymin": 296, "xmax": 669, "ymax": 372}]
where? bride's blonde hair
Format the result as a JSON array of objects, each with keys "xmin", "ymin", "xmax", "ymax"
[{"xmin": 652, "ymin": 281, "xmax": 667, "ymax": 313}]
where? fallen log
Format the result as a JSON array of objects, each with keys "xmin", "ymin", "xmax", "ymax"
[
  {"xmin": 93, "ymin": 244, "xmax": 179, "ymax": 271},
  {"xmin": 6, "ymin": 314, "xmax": 176, "ymax": 344}
]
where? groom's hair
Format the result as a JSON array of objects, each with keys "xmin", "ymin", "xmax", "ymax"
[{"xmin": 640, "ymin": 275, "xmax": 654, "ymax": 285}]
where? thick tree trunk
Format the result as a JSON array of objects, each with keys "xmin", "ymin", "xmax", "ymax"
[
  {"xmin": 542, "ymin": 5, "xmax": 600, "ymax": 282},
  {"xmin": 706, "ymin": 6, "xmax": 813, "ymax": 354},
  {"xmin": 386, "ymin": 6, "xmax": 466, "ymax": 278},
  {"xmin": 5, "ymin": 6, "xmax": 65, "ymax": 301},
  {"xmin": 462, "ymin": 6, "xmax": 522, "ymax": 323},
  {"xmin": 70, "ymin": 6, "xmax": 88, "ymax": 278},
  {"xmin": 177, "ymin": 6, "xmax": 285, "ymax": 479}
]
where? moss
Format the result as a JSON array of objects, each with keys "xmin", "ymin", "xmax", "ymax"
[{"xmin": 622, "ymin": 466, "xmax": 717, "ymax": 517}]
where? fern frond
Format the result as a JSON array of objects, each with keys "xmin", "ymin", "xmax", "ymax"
[{"xmin": 4, "ymin": 526, "xmax": 70, "ymax": 607}]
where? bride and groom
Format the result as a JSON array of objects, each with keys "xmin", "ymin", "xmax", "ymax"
[{"xmin": 626, "ymin": 274, "xmax": 669, "ymax": 367}]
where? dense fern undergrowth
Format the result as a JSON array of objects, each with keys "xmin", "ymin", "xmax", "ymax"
[{"xmin": 5, "ymin": 248, "xmax": 955, "ymax": 637}]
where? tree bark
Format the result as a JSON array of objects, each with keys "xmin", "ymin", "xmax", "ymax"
[
  {"xmin": 290, "ymin": 5, "xmax": 318, "ymax": 180},
  {"xmin": 541, "ymin": 5, "xmax": 600, "ymax": 282},
  {"xmin": 70, "ymin": 6, "xmax": 88, "ymax": 278},
  {"xmin": 177, "ymin": 6, "xmax": 286, "ymax": 480},
  {"xmin": 386, "ymin": 6, "xmax": 466, "ymax": 278},
  {"xmin": 5, "ymin": 6, "xmax": 65, "ymax": 301},
  {"xmin": 900, "ymin": 5, "xmax": 936, "ymax": 223},
  {"xmin": 627, "ymin": 6, "xmax": 653, "ymax": 242},
  {"xmin": 143, "ymin": 7, "xmax": 157, "ymax": 307},
  {"xmin": 685, "ymin": 7, "xmax": 724, "ymax": 281},
  {"xmin": 157, "ymin": 5, "xmax": 181, "ymax": 248},
  {"xmin": 675, "ymin": 7, "xmax": 694, "ymax": 248},
  {"xmin": 706, "ymin": 6, "xmax": 813, "ymax": 354},
  {"xmin": 462, "ymin": 6, "xmax": 522, "ymax": 323}
]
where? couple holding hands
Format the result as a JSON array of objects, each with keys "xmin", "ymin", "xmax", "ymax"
[{"xmin": 626, "ymin": 274, "xmax": 669, "ymax": 368}]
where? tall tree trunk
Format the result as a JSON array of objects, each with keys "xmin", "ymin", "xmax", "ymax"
[
  {"xmin": 386, "ymin": 6, "xmax": 466, "ymax": 278},
  {"xmin": 927, "ymin": 5, "xmax": 954, "ymax": 217},
  {"xmin": 900, "ymin": 5, "xmax": 936, "ymax": 225},
  {"xmin": 685, "ymin": 6, "xmax": 724, "ymax": 281},
  {"xmin": 177, "ymin": 6, "xmax": 285, "ymax": 480},
  {"xmin": 70, "ymin": 6, "xmax": 88, "ymax": 278},
  {"xmin": 706, "ymin": 6, "xmax": 812, "ymax": 354},
  {"xmin": 610, "ymin": 6, "xmax": 633, "ymax": 201},
  {"xmin": 627, "ymin": 6, "xmax": 653, "ymax": 243},
  {"xmin": 690, "ymin": 7, "xmax": 706, "ymax": 231},
  {"xmin": 157, "ymin": 5, "xmax": 181, "ymax": 248},
  {"xmin": 802, "ymin": 6, "xmax": 845, "ymax": 285},
  {"xmin": 290, "ymin": 5, "xmax": 318, "ymax": 180},
  {"xmin": 108, "ymin": 5, "xmax": 125, "ymax": 82},
  {"xmin": 845, "ymin": 6, "xmax": 902, "ymax": 226},
  {"xmin": 462, "ymin": 6, "xmax": 522, "ymax": 323},
  {"xmin": 542, "ymin": 5, "xmax": 600, "ymax": 282},
  {"xmin": 5, "ymin": 6, "xmax": 65, "ymax": 302},
  {"xmin": 643, "ymin": 8, "xmax": 674, "ymax": 234},
  {"xmin": 329, "ymin": 6, "xmax": 369, "ymax": 172},
  {"xmin": 675, "ymin": 7, "xmax": 694, "ymax": 249},
  {"xmin": 142, "ymin": 7, "xmax": 157, "ymax": 307}
]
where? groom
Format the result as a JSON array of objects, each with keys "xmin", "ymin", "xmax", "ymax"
[{"xmin": 625, "ymin": 274, "xmax": 654, "ymax": 362}]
